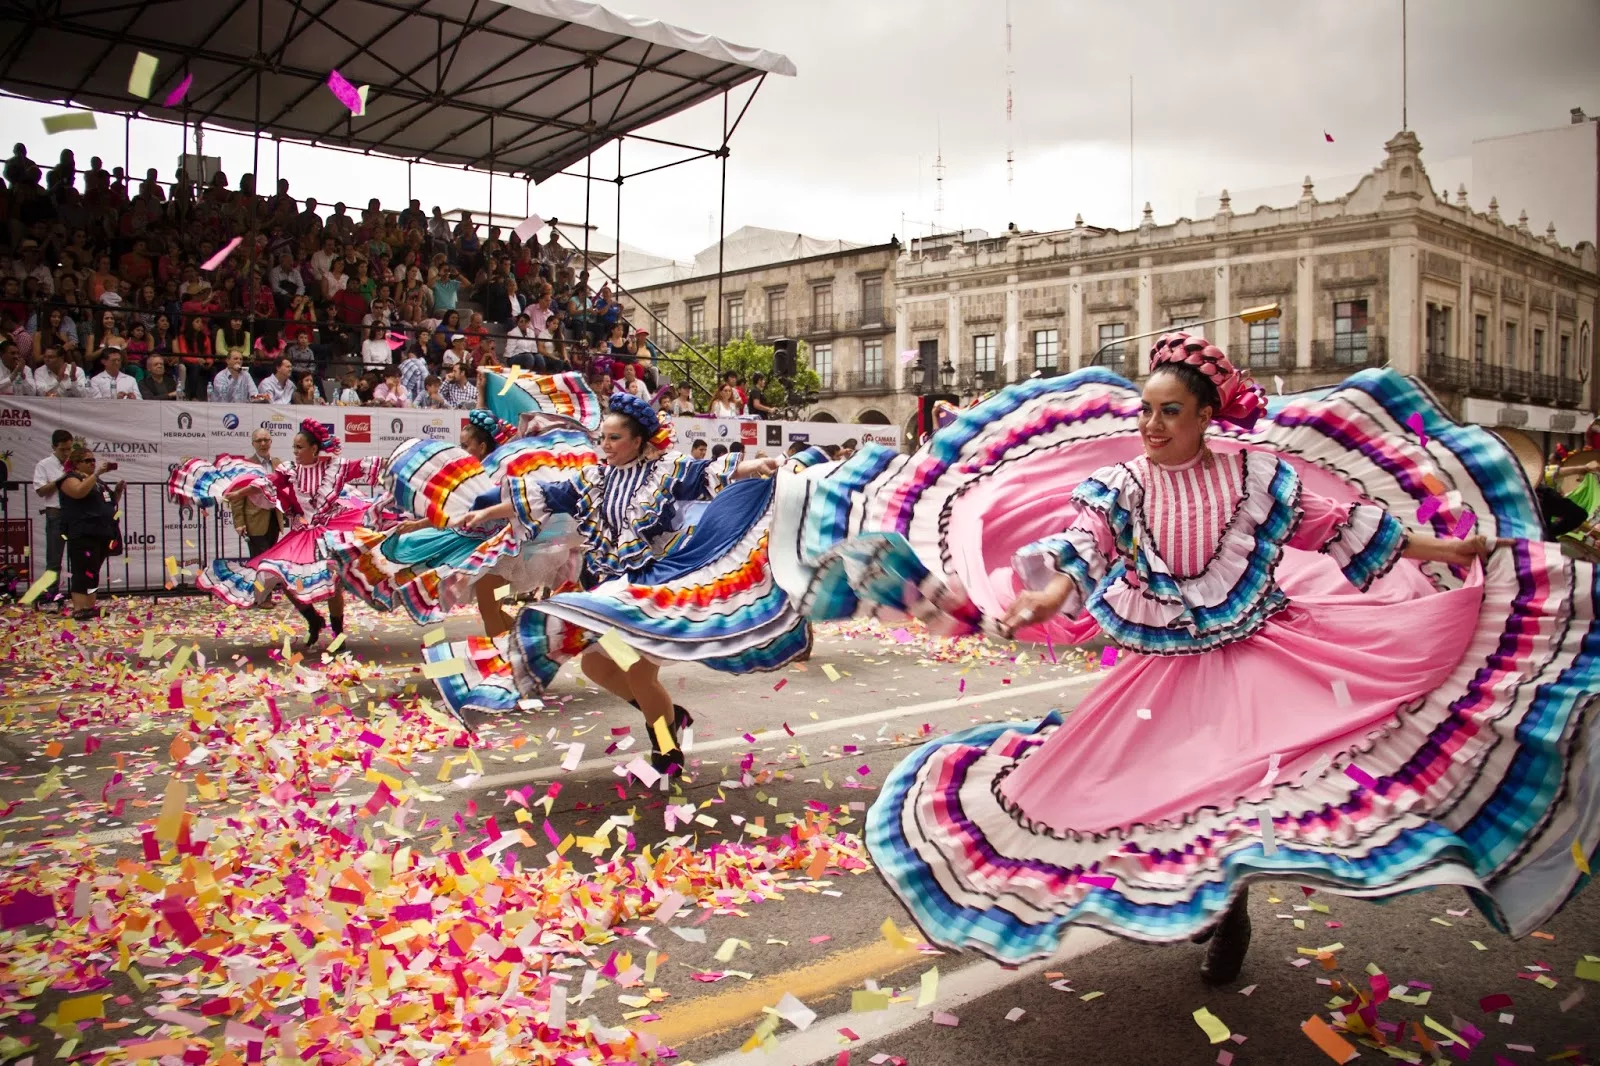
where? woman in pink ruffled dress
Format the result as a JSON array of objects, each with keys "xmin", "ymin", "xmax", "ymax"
[{"xmin": 772, "ymin": 332, "xmax": 1599, "ymax": 982}]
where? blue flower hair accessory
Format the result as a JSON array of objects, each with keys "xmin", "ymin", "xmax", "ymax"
[
  {"xmin": 466, "ymin": 409, "xmax": 517, "ymax": 447},
  {"xmin": 607, "ymin": 391, "xmax": 673, "ymax": 450}
]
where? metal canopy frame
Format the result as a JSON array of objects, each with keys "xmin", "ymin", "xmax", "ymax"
[
  {"xmin": 0, "ymin": 0, "xmax": 793, "ymax": 384},
  {"xmin": 0, "ymin": 0, "xmax": 792, "ymax": 183}
]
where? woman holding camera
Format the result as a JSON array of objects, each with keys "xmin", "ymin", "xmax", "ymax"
[{"xmin": 56, "ymin": 441, "xmax": 124, "ymax": 622}]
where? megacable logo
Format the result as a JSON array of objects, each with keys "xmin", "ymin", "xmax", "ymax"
[{"xmin": 344, "ymin": 414, "xmax": 371, "ymax": 443}]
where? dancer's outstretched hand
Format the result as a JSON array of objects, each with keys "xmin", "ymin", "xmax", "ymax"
[{"xmin": 997, "ymin": 579, "xmax": 1074, "ymax": 638}]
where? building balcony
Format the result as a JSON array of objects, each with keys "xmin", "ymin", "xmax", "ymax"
[
  {"xmin": 841, "ymin": 307, "xmax": 895, "ymax": 332},
  {"xmin": 1424, "ymin": 355, "xmax": 1583, "ymax": 407},
  {"xmin": 795, "ymin": 313, "xmax": 838, "ymax": 336},
  {"xmin": 841, "ymin": 370, "xmax": 895, "ymax": 396},
  {"xmin": 1025, "ymin": 354, "xmax": 1067, "ymax": 378},
  {"xmin": 955, "ymin": 366, "xmax": 1014, "ymax": 393},
  {"xmin": 1310, "ymin": 335, "xmax": 1388, "ymax": 371}
]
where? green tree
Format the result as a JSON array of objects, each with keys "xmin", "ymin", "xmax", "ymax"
[{"xmin": 658, "ymin": 334, "xmax": 823, "ymax": 412}]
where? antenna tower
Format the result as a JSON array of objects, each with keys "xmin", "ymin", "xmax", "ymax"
[
  {"xmin": 933, "ymin": 120, "xmax": 945, "ymax": 234},
  {"xmin": 1005, "ymin": 0, "xmax": 1014, "ymax": 201}
]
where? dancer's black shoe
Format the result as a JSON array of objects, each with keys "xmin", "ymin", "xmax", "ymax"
[{"xmin": 1199, "ymin": 896, "xmax": 1252, "ymax": 984}]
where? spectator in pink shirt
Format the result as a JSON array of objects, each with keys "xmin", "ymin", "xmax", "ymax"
[{"xmin": 372, "ymin": 365, "xmax": 409, "ymax": 407}]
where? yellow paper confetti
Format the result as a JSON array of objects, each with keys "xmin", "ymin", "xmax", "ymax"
[
  {"xmin": 1193, "ymin": 1006, "xmax": 1231, "ymax": 1044},
  {"xmin": 881, "ymin": 917, "xmax": 915, "ymax": 951},
  {"xmin": 128, "ymin": 52, "xmax": 159, "ymax": 98},
  {"xmin": 154, "ymin": 777, "xmax": 188, "ymax": 843},
  {"xmin": 19, "ymin": 570, "xmax": 58, "ymax": 605},
  {"xmin": 1574, "ymin": 839, "xmax": 1591, "ymax": 876},
  {"xmin": 597, "ymin": 628, "xmax": 640, "ymax": 670},
  {"xmin": 422, "ymin": 627, "xmax": 448, "ymax": 646},
  {"xmin": 652, "ymin": 715, "xmax": 677, "ymax": 754},
  {"xmin": 42, "ymin": 112, "xmax": 96, "ymax": 134},
  {"xmin": 422, "ymin": 657, "xmax": 467, "ymax": 679},
  {"xmin": 851, "ymin": 990, "xmax": 890, "ymax": 1012},
  {"xmin": 917, "ymin": 966, "xmax": 939, "ymax": 1007},
  {"xmin": 822, "ymin": 664, "xmax": 841, "ymax": 682}
]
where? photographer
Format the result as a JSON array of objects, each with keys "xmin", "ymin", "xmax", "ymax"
[{"xmin": 56, "ymin": 441, "xmax": 124, "ymax": 621}]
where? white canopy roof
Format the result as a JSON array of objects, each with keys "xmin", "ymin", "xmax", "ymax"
[{"xmin": 0, "ymin": 0, "xmax": 795, "ymax": 182}]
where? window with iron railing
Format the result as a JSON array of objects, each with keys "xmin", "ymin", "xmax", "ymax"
[
  {"xmin": 1171, "ymin": 315, "xmax": 1205, "ymax": 340},
  {"xmin": 1473, "ymin": 314, "xmax": 1487, "ymax": 367},
  {"xmin": 1426, "ymin": 303, "xmax": 1451, "ymax": 359},
  {"xmin": 862, "ymin": 340, "xmax": 884, "ymax": 386},
  {"xmin": 813, "ymin": 344, "xmax": 833, "ymax": 389},
  {"xmin": 1033, "ymin": 328, "xmax": 1059, "ymax": 371},
  {"xmin": 1097, "ymin": 322, "xmax": 1127, "ymax": 365},
  {"xmin": 767, "ymin": 289, "xmax": 787, "ymax": 325},
  {"xmin": 1248, "ymin": 320, "xmax": 1281, "ymax": 367},
  {"xmin": 812, "ymin": 284, "xmax": 833, "ymax": 319},
  {"xmin": 861, "ymin": 276, "xmax": 883, "ymax": 319},
  {"xmin": 1560, "ymin": 334, "xmax": 1572, "ymax": 380},
  {"xmin": 1504, "ymin": 321, "xmax": 1518, "ymax": 367},
  {"xmin": 1333, "ymin": 300, "xmax": 1369, "ymax": 365},
  {"xmin": 687, "ymin": 301, "xmax": 705, "ymax": 341},
  {"xmin": 973, "ymin": 334, "xmax": 996, "ymax": 374},
  {"xmin": 1533, "ymin": 328, "xmax": 1545, "ymax": 374},
  {"xmin": 726, "ymin": 295, "xmax": 745, "ymax": 334}
]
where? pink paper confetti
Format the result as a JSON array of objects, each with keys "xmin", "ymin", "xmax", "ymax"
[
  {"xmin": 167, "ymin": 682, "xmax": 184, "ymax": 709},
  {"xmin": 890, "ymin": 628, "xmax": 913, "ymax": 643},
  {"xmin": 0, "ymin": 890, "xmax": 57, "ymax": 929},
  {"xmin": 931, "ymin": 1011, "xmax": 960, "ymax": 1026},
  {"xmin": 201, "ymin": 236, "xmax": 242, "ymax": 271},
  {"xmin": 1081, "ymin": 874, "xmax": 1115, "ymax": 889},
  {"xmin": 856, "ymin": 765, "xmax": 871, "ymax": 776},
  {"xmin": 163, "ymin": 73, "xmax": 193, "ymax": 108},
  {"xmin": 1344, "ymin": 764, "xmax": 1377, "ymax": 789},
  {"xmin": 1416, "ymin": 496, "xmax": 1442, "ymax": 523},
  {"xmin": 1324, "ymin": 130, "xmax": 1335, "ymax": 143},
  {"xmin": 326, "ymin": 69, "xmax": 363, "ymax": 112},
  {"xmin": 1406, "ymin": 411, "xmax": 1427, "ymax": 446},
  {"xmin": 1100, "ymin": 646, "xmax": 1118, "ymax": 668},
  {"xmin": 1453, "ymin": 511, "xmax": 1476, "ymax": 538},
  {"xmin": 773, "ymin": 678, "xmax": 787, "ymax": 691}
]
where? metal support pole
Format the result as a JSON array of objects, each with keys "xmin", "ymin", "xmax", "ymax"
[
  {"xmin": 408, "ymin": 161, "xmax": 413, "ymax": 204},
  {"xmin": 614, "ymin": 137, "xmax": 622, "ymax": 290},
  {"xmin": 583, "ymin": 59, "xmax": 594, "ymax": 276},
  {"xmin": 487, "ymin": 113, "xmax": 495, "ymax": 228},
  {"xmin": 715, "ymin": 90, "xmax": 728, "ymax": 375},
  {"xmin": 123, "ymin": 114, "xmax": 131, "ymax": 188}
]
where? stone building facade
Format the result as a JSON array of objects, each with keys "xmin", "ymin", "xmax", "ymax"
[
  {"xmin": 631, "ymin": 132, "xmax": 1598, "ymax": 458},
  {"xmin": 624, "ymin": 240, "xmax": 904, "ymax": 425},
  {"xmin": 892, "ymin": 131, "xmax": 1598, "ymax": 458}
]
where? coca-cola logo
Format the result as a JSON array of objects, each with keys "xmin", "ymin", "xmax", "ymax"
[{"xmin": 344, "ymin": 414, "xmax": 371, "ymax": 443}]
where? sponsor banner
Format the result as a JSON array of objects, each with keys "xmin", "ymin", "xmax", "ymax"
[
  {"xmin": 671, "ymin": 417, "xmax": 901, "ymax": 453},
  {"xmin": 0, "ymin": 399, "xmax": 902, "ymax": 590}
]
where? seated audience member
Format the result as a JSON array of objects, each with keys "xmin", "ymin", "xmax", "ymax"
[
  {"xmin": 253, "ymin": 356, "xmax": 296, "ymax": 404},
  {"xmin": 417, "ymin": 374, "xmax": 446, "ymax": 409},
  {"xmin": 372, "ymin": 366, "xmax": 409, "ymax": 407},
  {"xmin": 334, "ymin": 369, "xmax": 362, "ymax": 405},
  {"xmin": 438, "ymin": 359, "xmax": 477, "ymax": 409},
  {"xmin": 138, "ymin": 353, "xmax": 180, "ymax": 400},
  {"xmin": 88, "ymin": 348, "xmax": 140, "ymax": 399},
  {"xmin": 28, "ymin": 345, "xmax": 89, "ymax": 396},
  {"xmin": 291, "ymin": 370, "xmax": 324, "ymax": 405},
  {"xmin": 208, "ymin": 350, "xmax": 257, "ymax": 403}
]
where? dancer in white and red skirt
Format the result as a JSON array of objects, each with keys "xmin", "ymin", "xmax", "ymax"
[{"xmin": 168, "ymin": 418, "xmax": 383, "ymax": 645}]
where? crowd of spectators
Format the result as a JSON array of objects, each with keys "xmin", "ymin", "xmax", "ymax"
[{"xmin": 0, "ymin": 144, "xmax": 677, "ymax": 410}]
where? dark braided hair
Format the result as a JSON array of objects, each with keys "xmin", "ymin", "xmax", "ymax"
[{"xmin": 1148, "ymin": 359, "xmax": 1221, "ymax": 417}]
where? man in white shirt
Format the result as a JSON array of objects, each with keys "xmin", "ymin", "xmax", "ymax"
[
  {"xmin": 0, "ymin": 338, "xmax": 31, "ymax": 395},
  {"xmin": 32, "ymin": 429, "xmax": 73, "ymax": 605},
  {"xmin": 268, "ymin": 252, "xmax": 305, "ymax": 311},
  {"xmin": 208, "ymin": 350, "xmax": 257, "ymax": 404},
  {"xmin": 88, "ymin": 348, "xmax": 141, "ymax": 399},
  {"xmin": 27, "ymin": 346, "xmax": 89, "ymax": 397},
  {"xmin": 310, "ymin": 236, "xmax": 337, "ymax": 280},
  {"xmin": 503, "ymin": 312, "xmax": 541, "ymax": 370},
  {"xmin": 253, "ymin": 356, "xmax": 296, "ymax": 404}
]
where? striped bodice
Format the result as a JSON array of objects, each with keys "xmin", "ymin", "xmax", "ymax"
[{"xmin": 1133, "ymin": 450, "xmax": 1245, "ymax": 579}]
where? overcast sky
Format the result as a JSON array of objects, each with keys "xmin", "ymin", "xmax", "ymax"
[{"xmin": 3, "ymin": 0, "xmax": 1597, "ymax": 261}]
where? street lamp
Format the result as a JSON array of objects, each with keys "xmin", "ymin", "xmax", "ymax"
[
  {"xmin": 940, "ymin": 359, "xmax": 956, "ymax": 389},
  {"xmin": 1088, "ymin": 302, "xmax": 1282, "ymax": 369}
]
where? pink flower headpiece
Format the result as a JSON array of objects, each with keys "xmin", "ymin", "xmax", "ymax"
[{"xmin": 1147, "ymin": 332, "xmax": 1266, "ymax": 431}]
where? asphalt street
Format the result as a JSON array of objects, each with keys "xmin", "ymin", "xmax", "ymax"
[{"xmin": 0, "ymin": 603, "xmax": 1595, "ymax": 1065}]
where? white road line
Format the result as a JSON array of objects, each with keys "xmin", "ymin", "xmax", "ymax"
[
  {"xmin": 65, "ymin": 672, "xmax": 1099, "ymax": 846},
  {"xmin": 465, "ymin": 672, "xmax": 1097, "ymax": 790},
  {"xmin": 690, "ymin": 928, "xmax": 1116, "ymax": 1066}
]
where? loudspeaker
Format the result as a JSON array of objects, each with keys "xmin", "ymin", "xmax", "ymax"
[{"xmin": 772, "ymin": 337, "xmax": 797, "ymax": 380}]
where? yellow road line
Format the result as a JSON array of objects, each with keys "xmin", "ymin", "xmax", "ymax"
[{"xmin": 643, "ymin": 939, "xmax": 926, "ymax": 1046}]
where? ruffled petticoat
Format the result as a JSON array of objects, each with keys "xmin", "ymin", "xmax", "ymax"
[
  {"xmin": 326, "ymin": 431, "xmax": 593, "ymax": 623},
  {"xmin": 199, "ymin": 498, "xmax": 371, "ymax": 607},
  {"xmin": 769, "ymin": 368, "xmax": 1599, "ymax": 962},
  {"xmin": 426, "ymin": 454, "xmax": 830, "ymax": 719}
]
